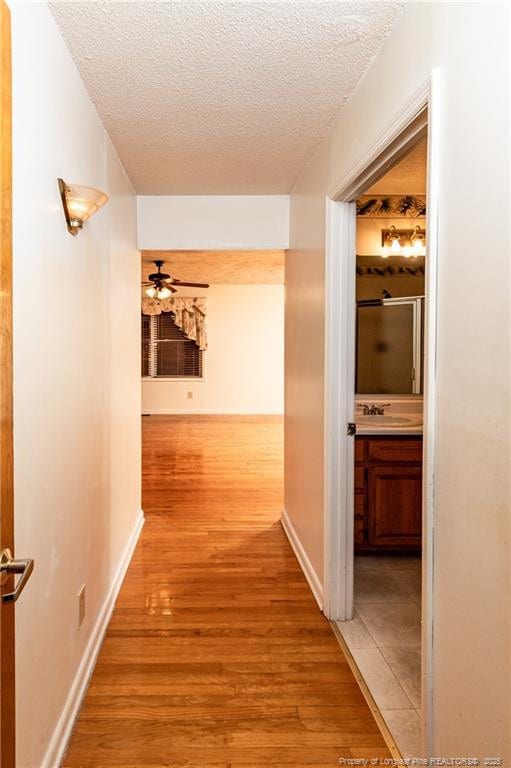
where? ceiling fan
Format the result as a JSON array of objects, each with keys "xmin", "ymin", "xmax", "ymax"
[{"xmin": 142, "ymin": 260, "xmax": 209, "ymax": 299}]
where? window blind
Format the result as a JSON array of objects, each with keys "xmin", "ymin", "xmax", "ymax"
[
  {"xmin": 142, "ymin": 313, "xmax": 203, "ymax": 378},
  {"xmin": 141, "ymin": 314, "xmax": 151, "ymax": 377}
]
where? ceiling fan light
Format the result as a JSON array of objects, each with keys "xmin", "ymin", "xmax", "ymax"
[
  {"xmin": 156, "ymin": 286, "xmax": 172, "ymax": 300},
  {"xmin": 145, "ymin": 286, "xmax": 157, "ymax": 298}
]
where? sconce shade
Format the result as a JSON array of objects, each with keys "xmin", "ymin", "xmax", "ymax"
[{"xmin": 58, "ymin": 178, "xmax": 108, "ymax": 236}]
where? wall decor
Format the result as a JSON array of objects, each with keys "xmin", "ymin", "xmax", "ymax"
[{"xmin": 356, "ymin": 195, "xmax": 426, "ymax": 218}]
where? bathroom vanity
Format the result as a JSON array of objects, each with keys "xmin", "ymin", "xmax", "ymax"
[{"xmin": 354, "ymin": 434, "xmax": 422, "ymax": 553}]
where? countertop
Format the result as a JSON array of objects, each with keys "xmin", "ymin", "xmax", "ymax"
[{"xmin": 354, "ymin": 397, "xmax": 423, "ymax": 436}]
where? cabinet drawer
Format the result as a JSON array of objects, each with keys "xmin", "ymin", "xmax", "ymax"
[
  {"xmin": 354, "ymin": 467, "xmax": 365, "ymax": 493},
  {"xmin": 355, "ymin": 438, "xmax": 366, "ymax": 463},
  {"xmin": 368, "ymin": 439, "xmax": 422, "ymax": 464}
]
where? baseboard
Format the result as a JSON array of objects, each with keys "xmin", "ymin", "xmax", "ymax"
[
  {"xmin": 142, "ymin": 408, "xmax": 284, "ymax": 415},
  {"xmin": 43, "ymin": 511, "xmax": 145, "ymax": 768},
  {"xmin": 280, "ymin": 509, "xmax": 323, "ymax": 610}
]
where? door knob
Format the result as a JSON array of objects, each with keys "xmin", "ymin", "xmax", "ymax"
[{"xmin": 0, "ymin": 549, "xmax": 34, "ymax": 603}]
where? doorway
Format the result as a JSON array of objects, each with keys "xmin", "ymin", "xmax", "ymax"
[
  {"xmin": 324, "ymin": 74, "xmax": 441, "ymax": 759},
  {"xmin": 340, "ymin": 133, "xmax": 427, "ymax": 756}
]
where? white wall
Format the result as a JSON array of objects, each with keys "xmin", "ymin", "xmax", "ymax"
[
  {"xmin": 285, "ymin": 137, "xmax": 330, "ymax": 584},
  {"xmin": 143, "ymin": 285, "xmax": 284, "ymax": 415},
  {"xmin": 10, "ymin": 4, "xmax": 141, "ymax": 767},
  {"xmin": 137, "ymin": 194, "xmax": 289, "ymax": 250},
  {"xmin": 286, "ymin": 1, "xmax": 511, "ymax": 759}
]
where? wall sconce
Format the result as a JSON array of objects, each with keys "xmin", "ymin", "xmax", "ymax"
[
  {"xmin": 381, "ymin": 225, "xmax": 426, "ymax": 258},
  {"xmin": 58, "ymin": 178, "xmax": 109, "ymax": 236}
]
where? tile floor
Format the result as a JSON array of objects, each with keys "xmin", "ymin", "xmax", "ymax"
[{"xmin": 336, "ymin": 555, "xmax": 422, "ymax": 757}]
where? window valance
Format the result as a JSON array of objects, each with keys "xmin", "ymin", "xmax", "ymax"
[{"xmin": 141, "ymin": 296, "xmax": 207, "ymax": 351}]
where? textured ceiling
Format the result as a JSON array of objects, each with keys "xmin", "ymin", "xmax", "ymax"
[
  {"xmin": 50, "ymin": 1, "xmax": 403, "ymax": 194},
  {"xmin": 367, "ymin": 137, "xmax": 427, "ymax": 195},
  {"xmin": 142, "ymin": 250, "xmax": 285, "ymax": 284}
]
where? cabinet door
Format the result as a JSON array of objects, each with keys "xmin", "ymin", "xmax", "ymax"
[{"xmin": 368, "ymin": 466, "xmax": 422, "ymax": 548}]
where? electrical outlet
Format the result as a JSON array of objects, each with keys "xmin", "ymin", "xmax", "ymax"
[
  {"xmin": 78, "ymin": 584, "xmax": 86, "ymax": 627},
  {"xmin": 187, "ymin": 391, "xmax": 193, "ymax": 399}
]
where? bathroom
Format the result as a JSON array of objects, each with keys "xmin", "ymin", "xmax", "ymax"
[{"xmin": 338, "ymin": 135, "xmax": 427, "ymax": 756}]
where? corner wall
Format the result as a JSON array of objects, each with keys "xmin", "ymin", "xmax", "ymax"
[
  {"xmin": 286, "ymin": 1, "xmax": 510, "ymax": 758},
  {"xmin": 10, "ymin": 4, "xmax": 141, "ymax": 766}
]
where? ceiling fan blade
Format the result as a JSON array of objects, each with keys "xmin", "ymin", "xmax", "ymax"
[{"xmin": 170, "ymin": 281, "xmax": 210, "ymax": 288}]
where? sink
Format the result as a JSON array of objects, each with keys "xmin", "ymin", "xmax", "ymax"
[{"xmin": 356, "ymin": 414, "xmax": 423, "ymax": 427}]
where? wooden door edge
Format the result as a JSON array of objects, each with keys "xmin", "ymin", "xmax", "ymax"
[{"xmin": 0, "ymin": 2, "xmax": 16, "ymax": 765}]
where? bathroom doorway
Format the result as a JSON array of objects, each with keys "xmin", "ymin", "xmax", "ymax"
[
  {"xmin": 338, "ymin": 135, "xmax": 427, "ymax": 756},
  {"xmin": 323, "ymin": 74, "xmax": 441, "ymax": 760}
]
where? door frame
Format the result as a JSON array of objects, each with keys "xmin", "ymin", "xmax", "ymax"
[
  {"xmin": 323, "ymin": 70, "xmax": 442, "ymax": 756},
  {"xmin": 0, "ymin": 1, "xmax": 15, "ymax": 765}
]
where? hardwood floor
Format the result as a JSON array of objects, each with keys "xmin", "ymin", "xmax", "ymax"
[{"xmin": 63, "ymin": 416, "xmax": 389, "ymax": 767}]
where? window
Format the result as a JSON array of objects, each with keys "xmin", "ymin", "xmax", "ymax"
[{"xmin": 142, "ymin": 313, "xmax": 203, "ymax": 378}]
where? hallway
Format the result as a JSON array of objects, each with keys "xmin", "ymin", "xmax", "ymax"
[{"xmin": 63, "ymin": 416, "xmax": 389, "ymax": 766}]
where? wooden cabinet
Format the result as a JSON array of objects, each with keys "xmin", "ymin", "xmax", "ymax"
[{"xmin": 355, "ymin": 436, "xmax": 422, "ymax": 553}]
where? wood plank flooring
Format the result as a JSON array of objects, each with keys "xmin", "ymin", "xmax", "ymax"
[{"xmin": 63, "ymin": 416, "xmax": 389, "ymax": 767}]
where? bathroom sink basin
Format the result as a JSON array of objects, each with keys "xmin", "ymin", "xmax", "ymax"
[{"xmin": 356, "ymin": 414, "xmax": 423, "ymax": 427}]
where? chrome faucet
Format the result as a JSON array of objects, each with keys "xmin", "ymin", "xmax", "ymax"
[{"xmin": 357, "ymin": 402, "xmax": 391, "ymax": 416}]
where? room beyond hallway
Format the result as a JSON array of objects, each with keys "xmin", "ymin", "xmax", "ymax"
[{"xmin": 62, "ymin": 416, "xmax": 389, "ymax": 766}]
